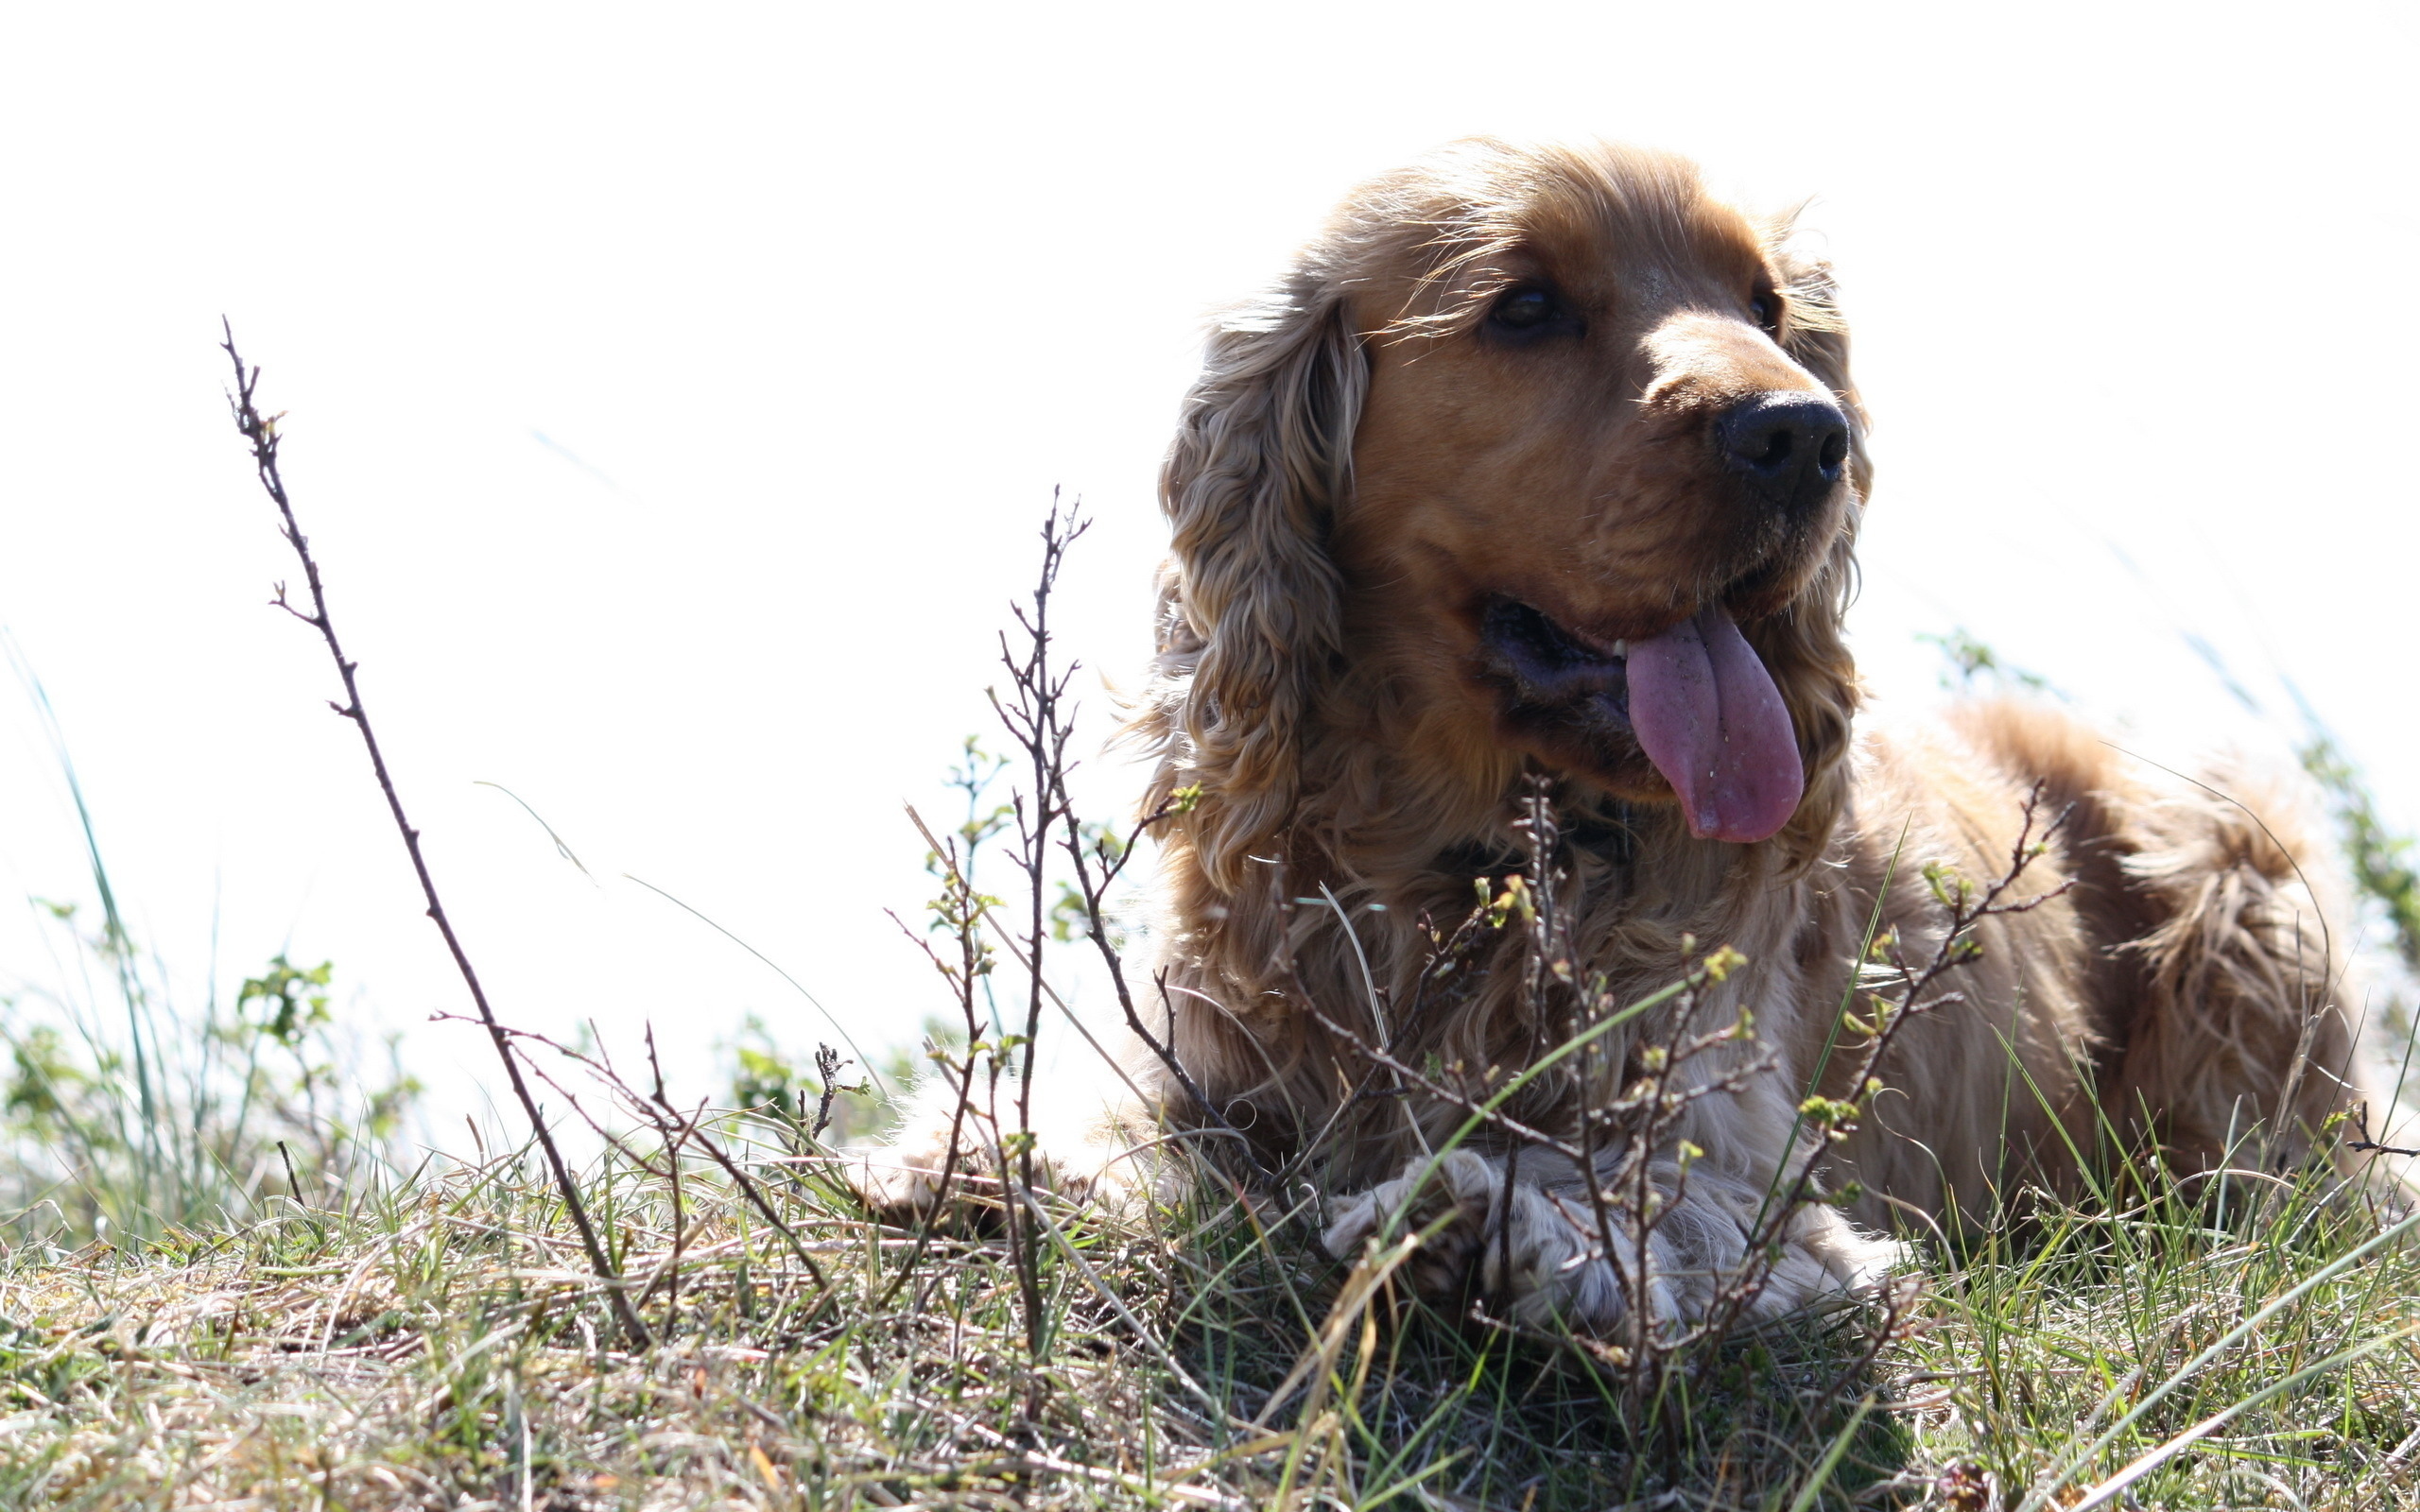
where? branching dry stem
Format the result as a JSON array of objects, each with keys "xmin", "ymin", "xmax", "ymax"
[{"xmin": 219, "ymin": 325, "xmax": 651, "ymax": 1350}]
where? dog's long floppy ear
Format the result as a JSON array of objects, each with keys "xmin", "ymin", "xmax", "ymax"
[
  {"xmin": 1754, "ymin": 242, "xmax": 1871, "ymax": 870},
  {"xmin": 1155, "ymin": 284, "xmax": 1369, "ymax": 893}
]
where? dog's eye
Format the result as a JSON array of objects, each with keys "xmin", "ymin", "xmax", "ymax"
[
  {"xmin": 1750, "ymin": 292, "xmax": 1783, "ymax": 335},
  {"xmin": 1489, "ymin": 286, "xmax": 1563, "ymax": 332}
]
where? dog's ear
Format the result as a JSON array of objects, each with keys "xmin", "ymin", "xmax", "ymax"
[
  {"xmin": 1154, "ymin": 287, "xmax": 1368, "ymax": 892},
  {"xmin": 1756, "ymin": 242, "xmax": 1868, "ymax": 870}
]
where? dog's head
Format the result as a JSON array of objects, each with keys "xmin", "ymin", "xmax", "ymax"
[{"xmin": 1157, "ymin": 141, "xmax": 1867, "ymax": 887}]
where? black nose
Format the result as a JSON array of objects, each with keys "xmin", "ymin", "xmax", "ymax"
[{"xmin": 1713, "ymin": 391, "xmax": 1851, "ymax": 508}]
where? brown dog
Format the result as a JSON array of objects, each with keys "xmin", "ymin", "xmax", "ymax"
[{"xmin": 873, "ymin": 139, "xmax": 2364, "ymax": 1332}]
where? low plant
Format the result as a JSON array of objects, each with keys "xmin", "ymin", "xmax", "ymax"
[
  {"xmin": 0, "ymin": 919, "xmax": 419, "ymax": 1248},
  {"xmin": 0, "ymin": 646, "xmax": 418, "ymax": 1246}
]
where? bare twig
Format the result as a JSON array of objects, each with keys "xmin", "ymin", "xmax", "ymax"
[
  {"xmin": 220, "ymin": 325, "xmax": 649, "ymax": 1349},
  {"xmin": 987, "ymin": 498, "xmax": 1086, "ymax": 1361},
  {"xmin": 1688, "ymin": 782, "xmax": 2074, "ymax": 1367},
  {"xmin": 811, "ymin": 1044, "xmax": 849, "ymax": 1143},
  {"xmin": 432, "ymin": 1012, "xmax": 832, "ymax": 1297},
  {"xmin": 1306, "ymin": 774, "xmax": 2070, "ymax": 1411},
  {"xmin": 1299, "ymin": 1003, "xmax": 1585, "ymax": 1160},
  {"xmin": 868, "ymin": 880, "xmax": 991, "ymax": 1312},
  {"xmin": 2345, "ymin": 1101, "xmax": 2420, "ymax": 1158},
  {"xmin": 646, "ymin": 1027, "xmax": 685, "ymax": 1332}
]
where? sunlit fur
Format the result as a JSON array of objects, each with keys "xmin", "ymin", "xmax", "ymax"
[{"xmin": 1116, "ymin": 140, "xmax": 2363, "ymax": 1330}]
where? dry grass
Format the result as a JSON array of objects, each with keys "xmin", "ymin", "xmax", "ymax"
[{"xmin": 0, "ymin": 1120, "xmax": 2412, "ymax": 1510}]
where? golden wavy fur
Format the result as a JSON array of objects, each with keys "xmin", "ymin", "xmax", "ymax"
[{"xmin": 872, "ymin": 139, "xmax": 2367, "ymax": 1332}]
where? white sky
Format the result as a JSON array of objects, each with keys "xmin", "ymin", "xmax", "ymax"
[{"xmin": 1, "ymin": 2, "xmax": 2412, "ymax": 1135}]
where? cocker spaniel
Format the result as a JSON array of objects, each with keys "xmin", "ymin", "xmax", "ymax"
[{"xmin": 871, "ymin": 139, "xmax": 2365, "ymax": 1332}]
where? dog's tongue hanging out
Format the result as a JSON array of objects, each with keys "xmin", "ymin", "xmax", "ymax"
[{"xmin": 1618, "ymin": 610, "xmax": 1803, "ymax": 843}]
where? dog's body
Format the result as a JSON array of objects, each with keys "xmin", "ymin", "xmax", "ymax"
[
  {"xmin": 869, "ymin": 140, "xmax": 2362, "ymax": 1332},
  {"xmin": 1147, "ymin": 695, "xmax": 2349, "ymax": 1327}
]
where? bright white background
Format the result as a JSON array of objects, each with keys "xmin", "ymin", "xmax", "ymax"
[{"xmin": 0, "ymin": 2, "xmax": 2411, "ymax": 1139}]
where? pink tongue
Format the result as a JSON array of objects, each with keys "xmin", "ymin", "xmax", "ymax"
[{"xmin": 1621, "ymin": 609, "xmax": 1803, "ymax": 843}]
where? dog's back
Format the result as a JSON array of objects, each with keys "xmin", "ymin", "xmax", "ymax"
[{"xmin": 1831, "ymin": 699, "xmax": 2360, "ymax": 1229}]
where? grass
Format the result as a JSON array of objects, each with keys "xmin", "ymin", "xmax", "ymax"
[
  {"xmin": 0, "ymin": 765, "xmax": 2411, "ymax": 1508},
  {"xmin": 0, "ymin": 639, "xmax": 418, "ymax": 1250},
  {"xmin": 0, "ymin": 1125, "xmax": 2412, "ymax": 1508}
]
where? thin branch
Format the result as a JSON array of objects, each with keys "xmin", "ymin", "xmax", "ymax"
[
  {"xmin": 219, "ymin": 325, "xmax": 649, "ymax": 1349},
  {"xmin": 2345, "ymin": 1101, "xmax": 2420, "ymax": 1159},
  {"xmin": 434, "ymin": 1012, "xmax": 834, "ymax": 1297}
]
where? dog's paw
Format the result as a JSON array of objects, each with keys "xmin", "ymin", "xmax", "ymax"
[
  {"xmin": 1322, "ymin": 1149, "xmax": 1502, "ymax": 1302},
  {"xmin": 847, "ymin": 1083, "xmax": 1140, "ymax": 1229},
  {"xmin": 848, "ymin": 1110, "xmax": 1000, "ymax": 1227},
  {"xmin": 1322, "ymin": 1153, "xmax": 1894, "ymax": 1334},
  {"xmin": 1322, "ymin": 1151, "xmax": 1646, "ymax": 1329}
]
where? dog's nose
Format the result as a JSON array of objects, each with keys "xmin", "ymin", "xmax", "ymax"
[{"xmin": 1713, "ymin": 391, "xmax": 1850, "ymax": 507}]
